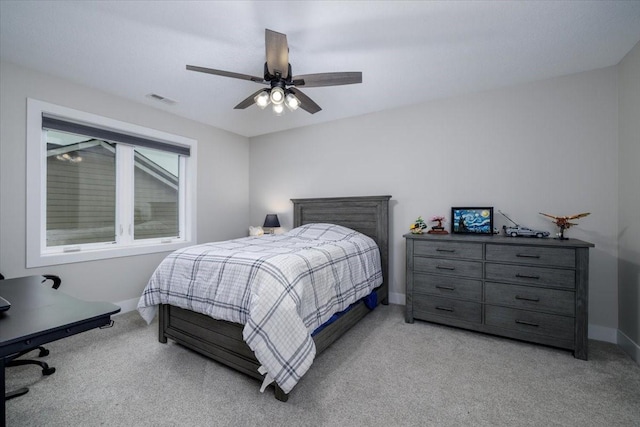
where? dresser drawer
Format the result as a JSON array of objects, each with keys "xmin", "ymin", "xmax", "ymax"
[
  {"xmin": 414, "ymin": 257, "xmax": 483, "ymax": 278},
  {"xmin": 485, "ymin": 282, "xmax": 575, "ymax": 316},
  {"xmin": 485, "ymin": 305, "xmax": 574, "ymax": 341},
  {"xmin": 414, "ymin": 240, "xmax": 482, "ymax": 260},
  {"xmin": 414, "ymin": 274, "xmax": 482, "ymax": 301},
  {"xmin": 486, "ymin": 244, "xmax": 575, "ymax": 268},
  {"xmin": 414, "ymin": 294, "xmax": 482, "ymax": 323},
  {"xmin": 485, "ymin": 263, "xmax": 575, "ymax": 289}
]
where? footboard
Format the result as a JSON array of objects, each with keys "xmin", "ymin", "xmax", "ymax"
[
  {"xmin": 159, "ymin": 304, "xmax": 289, "ymax": 400},
  {"xmin": 158, "ymin": 292, "xmax": 380, "ymax": 401}
]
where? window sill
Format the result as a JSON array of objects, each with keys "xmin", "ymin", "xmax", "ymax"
[{"xmin": 27, "ymin": 240, "xmax": 192, "ymax": 268}]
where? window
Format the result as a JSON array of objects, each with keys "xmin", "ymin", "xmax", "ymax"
[
  {"xmin": 46, "ymin": 132, "xmax": 117, "ymax": 247},
  {"xmin": 133, "ymin": 146, "xmax": 180, "ymax": 241},
  {"xmin": 27, "ymin": 99, "xmax": 197, "ymax": 267}
]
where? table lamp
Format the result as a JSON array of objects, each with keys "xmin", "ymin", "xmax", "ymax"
[{"xmin": 263, "ymin": 214, "xmax": 281, "ymax": 234}]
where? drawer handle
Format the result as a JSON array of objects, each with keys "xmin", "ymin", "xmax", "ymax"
[
  {"xmin": 515, "ymin": 319, "xmax": 540, "ymax": 327},
  {"xmin": 436, "ymin": 285, "xmax": 456, "ymax": 291},
  {"xmin": 515, "ymin": 295, "xmax": 540, "ymax": 302},
  {"xmin": 436, "ymin": 248, "xmax": 456, "ymax": 253},
  {"xmin": 436, "ymin": 306, "xmax": 454, "ymax": 312},
  {"xmin": 516, "ymin": 273, "xmax": 540, "ymax": 280},
  {"xmin": 516, "ymin": 253, "xmax": 541, "ymax": 259},
  {"xmin": 436, "ymin": 265, "xmax": 456, "ymax": 271}
]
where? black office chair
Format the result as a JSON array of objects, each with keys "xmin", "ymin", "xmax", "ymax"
[{"xmin": 1, "ymin": 273, "xmax": 61, "ymax": 377}]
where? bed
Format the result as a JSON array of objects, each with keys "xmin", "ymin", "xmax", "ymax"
[{"xmin": 138, "ymin": 195, "xmax": 390, "ymax": 401}]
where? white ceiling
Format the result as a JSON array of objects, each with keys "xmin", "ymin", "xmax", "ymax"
[{"xmin": 1, "ymin": 1, "xmax": 639, "ymax": 138}]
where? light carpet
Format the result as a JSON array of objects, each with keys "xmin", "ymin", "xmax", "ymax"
[{"xmin": 6, "ymin": 304, "xmax": 640, "ymax": 426}]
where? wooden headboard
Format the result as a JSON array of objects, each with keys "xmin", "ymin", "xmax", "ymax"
[{"xmin": 291, "ymin": 195, "xmax": 391, "ymax": 304}]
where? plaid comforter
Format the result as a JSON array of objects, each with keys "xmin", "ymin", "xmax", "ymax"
[{"xmin": 137, "ymin": 223, "xmax": 382, "ymax": 394}]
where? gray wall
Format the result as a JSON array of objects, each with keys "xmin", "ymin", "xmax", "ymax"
[
  {"xmin": 249, "ymin": 66, "xmax": 622, "ymax": 344},
  {"xmin": 1, "ymin": 52, "xmax": 637, "ymax": 359},
  {"xmin": 0, "ymin": 61, "xmax": 250, "ymax": 305},
  {"xmin": 618, "ymin": 41, "xmax": 640, "ymax": 361}
]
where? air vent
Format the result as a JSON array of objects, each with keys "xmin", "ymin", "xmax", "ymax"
[{"xmin": 146, "ymin": 93, "xmax": 178, "ymax": 106}]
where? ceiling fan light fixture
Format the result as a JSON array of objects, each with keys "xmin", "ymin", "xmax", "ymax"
[
  {"xmin": 254, "ymin": 91, "xmax": 270, "ymax": 109},
  {"xmin": 186, "ymin": 29, "xmax": 361, "ymax": 116},
  {"xmin": 270, "ymin": 87, "xmax": 285, "ymax": 105},
  {"xmin": 285, "ymin": 93, "xmax": 300, "ymax": 111},
  {"xmin": 272, "ymin": 103, "xmax": 285, "ymax": 115}
]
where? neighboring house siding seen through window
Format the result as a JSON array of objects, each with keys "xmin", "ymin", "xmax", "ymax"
[
  {"xmin": 47, "ymin": 138, "xmax": 117, "ymax": 246},
  {"xmin": 134, "ymin": 147, "xmax": 180, "ymax": 240},
  {"xmin": 26, "ymin": 99, "xmax": 197, "ymax": 267}
]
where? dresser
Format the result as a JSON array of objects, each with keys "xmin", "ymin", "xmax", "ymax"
[{"xmin": 404, "ymin": 233, "xmax": 594, "ymax": 359}]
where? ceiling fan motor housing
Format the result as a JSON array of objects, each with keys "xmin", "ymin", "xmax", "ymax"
[{"xmin": 264, "ymin": 62, "xmax": 293, "ymax": 86}]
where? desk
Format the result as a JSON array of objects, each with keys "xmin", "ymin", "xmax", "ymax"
[{"xmin": 0, "ymin": 276, "xmax": 120, "ymax": 426}]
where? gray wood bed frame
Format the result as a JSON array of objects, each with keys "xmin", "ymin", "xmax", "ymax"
[{"xmin": 158, "ymin": 195, "xmax": 391, "ymax": 401}]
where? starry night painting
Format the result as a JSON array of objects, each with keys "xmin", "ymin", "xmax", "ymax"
[{"xmin": 451, "ymin": 207, "xmax": 494, "ymax": 234}]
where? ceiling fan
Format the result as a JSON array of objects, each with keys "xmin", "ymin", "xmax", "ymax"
[{"xmin": 186, "ymin": 29, "xmax": 362, "ymax": 115}]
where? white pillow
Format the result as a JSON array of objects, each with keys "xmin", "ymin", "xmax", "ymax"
[
  {"xmin": 287, "ymin": 223, "xmax": 356, "ymax": 241},
  {"xmin": 249, "ymin": 226, "xmax": 264, "ymax": 236}
]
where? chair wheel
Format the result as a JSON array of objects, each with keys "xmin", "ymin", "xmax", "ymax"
[
  {"xmin": 42, "ymin": 367, "xmax": 56, "ymax": 376},
  {"xmin": 38, "ymin": 348, "xmax": 50, "ymax": 357}
]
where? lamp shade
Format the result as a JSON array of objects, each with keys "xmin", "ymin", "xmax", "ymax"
[
  {"xmin": 254, "ymin": 91, "xmax": 270, "ymax": 109},
  {"xmin": 272, "ymin": 103, "xmax": 284, "ymax": 115},
  {"xmin": 270, "ymin": 87, "xmax": 285, "ymax": 105},
  {"xmin": 263, "ymin": 214, "xmax": 281, "ymax": 228},
  {"xmin": 285, "ymin": 93, "xmax": 300, "ymax": 111}
]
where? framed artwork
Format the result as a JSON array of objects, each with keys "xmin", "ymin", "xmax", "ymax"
[{"xmin": 451, "ymin": 207, "xmax": 493, "ymax": 235}]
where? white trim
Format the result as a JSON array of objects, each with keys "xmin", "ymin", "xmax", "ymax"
[
  {"xmin": 26, "ymin": 98, "xmax": 197, "ymax": 267},
  {"xmin": 588, "ymin": 324, "xmax": 618, "ymax": 343},
  {"xmin": 117, "ymin": 144, "xmax": 135, "ymax": 245},
  {"xmin": 389, "ymin": 291, "xmax": 405, "ymax": 306},
  {"xmin": 617, "ymin": 329, "xmax": 640, "ymax": 365},
  {"xmin": 113, "ymin": 297, "xmax": 141, "ymax": 315}
]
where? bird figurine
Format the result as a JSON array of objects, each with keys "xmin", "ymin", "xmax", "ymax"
[{"xmin": 538, "ymin": 212, "xmax": 590, "ymax": 240}]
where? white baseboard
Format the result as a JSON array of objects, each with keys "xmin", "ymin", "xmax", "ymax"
[
  {"xmin": 113, "ymin": 297, "xmax": 139, "ymax": 315},
  {"xmin": 588, "ymin": 324, "xmax": 618, "ymax": 343},
  {"xmin": 388, "ymin": 291, "xmax": 405, "ymax": 306},
  {"xmin": 617, "ymin": 330, "xmax": 640, "ymax": 365}
]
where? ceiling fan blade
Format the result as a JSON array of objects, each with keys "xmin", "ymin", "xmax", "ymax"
[
  {"xmin": 265, "ymin": 29, "xmax": 289, "ymax": 79},
  {"xmin": 291, "ymin": 72, "xmax": 362, "ymax": 88},
  {"xmin": 234, "ymin": 89, "xmax": 268, "ymax": 109},
  {"xmin": 289, "ymin": 88, "xmax": 321, "ymax": 114},
  {"xmin": 186, "ymin": 65, "xmax": 266, "ymax": 84}
]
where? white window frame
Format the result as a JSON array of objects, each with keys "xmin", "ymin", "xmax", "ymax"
[{"xmin": 26, "ymin": 98, "xmax": 197, "ymax": 267}]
